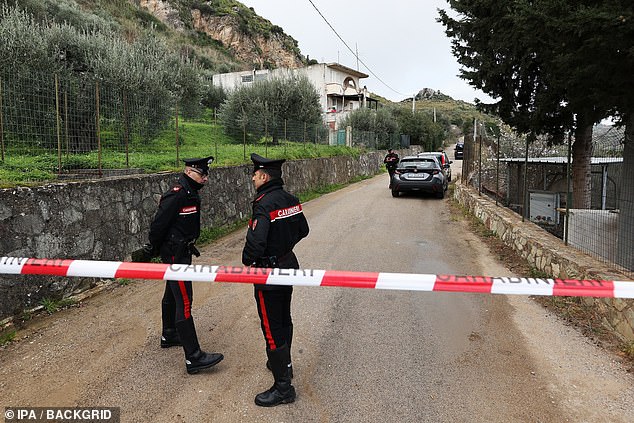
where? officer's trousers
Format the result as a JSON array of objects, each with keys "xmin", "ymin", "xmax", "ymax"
[
  {"xmin": 161, "ymin": 253, "xmax": 193, "ymax": 329},
  {"xmin": 254, "ymin": 286, "xmax": 293, "ymax": 351}
]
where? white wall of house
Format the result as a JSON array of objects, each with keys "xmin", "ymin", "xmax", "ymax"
[{"xmin": 212, "ymin": 63, "xmax": 371, "ymax": 129}]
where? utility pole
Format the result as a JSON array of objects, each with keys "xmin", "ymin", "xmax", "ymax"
[
  {"xmin": 355, "ymin": 43, "xmax": 359, "ymax": 71},
  {"xmin": 412, "ymin": 94, "xmax": 416, "ymax": 115}
]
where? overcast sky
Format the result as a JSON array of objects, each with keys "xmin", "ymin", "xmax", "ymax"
[{"xmin": 238, "ymin": 0, "xmax": 494, "ymax": 104}]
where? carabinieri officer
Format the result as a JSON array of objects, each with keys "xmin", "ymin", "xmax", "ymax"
[
  {"xmin": 147, "ymin": 156, "xmax": 224, "ymax": 374},
  {"xmin": 243, "ymin": 153, "xmax": 309, "ymax": 407}
]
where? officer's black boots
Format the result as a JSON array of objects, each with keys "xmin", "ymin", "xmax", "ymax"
[
  {"xmin": 266, "ymin": 359, "xmax": 293, "ymax": 378},
  {"xmin": 267, "ymin": 325, "xmax": 294, "ymax": 377},
  {"xmin": 161, "ymin": 300, "xmax": 181, "ymax": 347},
  {"xmin": 255, "ymin": 344, "xmax": 295, "ymax": 407},
  {"xmin": 160, "ymin": 327, "xmax": 181, "ymax": 348},
  {"xmin": 185, "ymin": 349, "xmax": 224, "ymax": 375},
  {"xmin": 176, "ymin": 317, "xmax": 224, "ymax": 374}
]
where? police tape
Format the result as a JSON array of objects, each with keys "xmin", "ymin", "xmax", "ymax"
[{"xmin": 1, "ymin": 256, "xmax": 633, "ymax": 298}]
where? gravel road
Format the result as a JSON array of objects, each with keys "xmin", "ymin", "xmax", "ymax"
[{"xmin": 1, "ymin": 171, "xmax": 632, "ymax": 422}]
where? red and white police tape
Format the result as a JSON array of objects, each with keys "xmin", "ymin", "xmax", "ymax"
[{"xmin": 1, "ymin": 256, "xmax": 633, "ymax": 298}]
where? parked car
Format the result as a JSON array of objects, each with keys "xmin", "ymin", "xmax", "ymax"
[
  {"xmin": 391, "ymin": 156, "xmax": 448, "ymax": 199},
  {"xmin": 454, "ymin": 142, "xmax": 464, "ymax": 160},
  {"xmin": 418, "ymin": 151, "xmax": 453, "ymax": 181}
]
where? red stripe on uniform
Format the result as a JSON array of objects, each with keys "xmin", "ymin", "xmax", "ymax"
[
  {"xmin": 321, "ymin": 270, "xmax": 379, "ymax": 288},
  {"xmin": 552, "ymin": 279, "xmax": 615, "ymax": 297},
  {"xmin": 213, "ymin": 266, "xmax": 272, "ymax": 284},
  {"xmin": 258, "ymin": 290, "xmax": 276, "ymax": 350},
  {"xmin": 21, "ymin": 258, "xmax": 73, "ymax": 276},
  {"xmin": 434, "ymin": 275, "xmax": 494, "ymax": 293},
  {"xmin": 114, "ymin": 262, "xmax": 169, "ymax": 280},
  {"xmin": 178, "ymin": 280, "xmax": 192, "ymax": 319}
]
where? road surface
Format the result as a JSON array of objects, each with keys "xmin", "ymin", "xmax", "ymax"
[{"xmin": 1, "ymin": 172, "xmax": 632, "ymax": 422}]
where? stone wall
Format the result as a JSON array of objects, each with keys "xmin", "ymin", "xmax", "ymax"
[
  {"xmin": 454, "ymin": 183, "xmax": 634, "ymax": 342},
  {"xmin": 0, "ymin": 150, "xmax": 411, "ymax": 320}
]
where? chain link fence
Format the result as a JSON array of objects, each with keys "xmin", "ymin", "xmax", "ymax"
[
  {"xmin": 0, "ymin": 69, "xmax": 404, "ymax": 184},
  {"xmin": 461, "ymin": 124, "xmax": 632, "ymax": 277}
]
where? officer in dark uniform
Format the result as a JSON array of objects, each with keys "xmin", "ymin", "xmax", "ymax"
[
  {"xmin": 140, "ymin": 156, "xmax": 224, "ymax": 375},
  {"xmin": 384, "ymin": 148, "xmax": 400, "ymax": 188},
  {"xmin": 242, "ymin": 153, "xmax": 309, "ymax": 407}
]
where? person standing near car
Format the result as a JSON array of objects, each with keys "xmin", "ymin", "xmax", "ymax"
[
  {"xmin": 384, "ymin": 149, "xmax": 399, "ymax": 188},
  {"xmin": 135, "ymin": 156, "xmax": 224, "ymax": 375},
  {"xmin": 243, "ymin": 153, "xmax": 309, "ymax": 407}
]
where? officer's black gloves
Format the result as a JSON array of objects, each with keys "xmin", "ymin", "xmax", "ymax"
[
  {"xmin": 189, "ymin": 244, "xmax": 201, "ymax": 257},
  {"xmin": 131, "ymin": 243, "xmax": 159, "ymax": 262}
]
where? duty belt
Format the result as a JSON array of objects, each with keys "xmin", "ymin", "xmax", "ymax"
[{"xmin": 255, "ymin": 252, "xmax": 292, "ymax": 268}]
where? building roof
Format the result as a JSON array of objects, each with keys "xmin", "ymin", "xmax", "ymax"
[{"xmin": 326, "ymin": 63, "xmax": 369, "ymax": 79}]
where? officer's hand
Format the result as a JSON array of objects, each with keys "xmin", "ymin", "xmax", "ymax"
[
  {"xmin": 143, "ymin": 243, "xmax": 157, "ymax": 256},
  {"xmin": 131, "ymin": 243, "xmax": 158, "ymax": 262}
]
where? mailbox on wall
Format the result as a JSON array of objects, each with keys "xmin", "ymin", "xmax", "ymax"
[{"xmin": 529, "ymin": 191, "xmax": 560, "ymax": 225}]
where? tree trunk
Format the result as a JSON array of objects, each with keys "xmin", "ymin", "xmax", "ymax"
[
  {"xmin": 571, "ymin": 118, "xmax": 594, "ymax": 208},
  {"xmin": 616, "ymin": 113, "xmax": 634, "ymax": 270}
]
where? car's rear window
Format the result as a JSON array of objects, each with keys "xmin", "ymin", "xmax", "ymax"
[{"xmin": 399, "ymin": 159, "xmax": 437, "ymax": 169}]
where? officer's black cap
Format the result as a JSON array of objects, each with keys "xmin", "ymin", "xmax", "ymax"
[
  {"xmin": 183, "ymin": 156, "xmax": 214, "ymax": 175},
  {"xmin": 251, "ymin": 153, "xmax": 285, "ymax": 178}
]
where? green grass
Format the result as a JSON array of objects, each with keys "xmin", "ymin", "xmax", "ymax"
[
  {"xmin": 198, "ymin": 218, "xmax": 250, "ymax": 245},
  {"xmin": 40, "ymin": 297, "xmax": 76, "ymax": 314},
  {"xmin": 0, "ymin": 116, "xmax": 363, "ymax": 187},
  {"xmin": 622, "ymin": 341, "xmax": 634, "ymax": 360},
  {"xmin": 0, "ymin": 329, "xmax": 16, "ymax": 346}
]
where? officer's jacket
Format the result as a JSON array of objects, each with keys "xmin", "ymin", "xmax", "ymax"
[
  {"xmin": 384, "ymin": 152, "xmax": 400, "ymax": 169},
  {"xmin": 242, "ymin": 178, "xmax": 309, "ymax": 270},
  {"xmin": 149, "ymin": 174, "xmax": 202, "ymax": 261}
]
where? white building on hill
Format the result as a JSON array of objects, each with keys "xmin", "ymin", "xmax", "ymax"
[{"xmin": 212, "ymin": 62, "xmax": 379, "ymax": 130}]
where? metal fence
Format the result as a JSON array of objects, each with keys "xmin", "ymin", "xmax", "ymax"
[
  {"xmin": 0, "ymin": 70, "xmax": 403, "ymax": 184},
  {"xmin": 461, "ymin": 124, "xmax": 632, "ymax": 277}
]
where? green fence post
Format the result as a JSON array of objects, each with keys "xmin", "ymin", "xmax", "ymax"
[
  {"xmin": 95, "ymin": 80, "xmax": 102, "ymax": 177},
  {"xmin": 123, "ymin": 91, "xmax": 129, "ymax": 168},
  {"xmin": 213, "ymin": 108, "xmax": 218, "ymax": 162},
  {"xmin": 55, "ymin": 75, "xmax": 62, "ymax": 174},
  {"xmin": 0, "ymin": 79, "xmax": 4, "ymax": 162},
  {"xmin": 64, "ymin": 90, "xmax": 69, "ymax": 158},
  {"xmin": 175, "ymin": 103, "xmax": 179, "ymax": 167}
]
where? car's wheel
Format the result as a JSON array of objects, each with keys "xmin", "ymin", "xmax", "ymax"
[
  {"xmin": 391, "ymin": 189, "xmax": 399, "ymax": 198},
  {"xmin": 436, "ymin": 189, "xmax": 445, "ymax": 199}
]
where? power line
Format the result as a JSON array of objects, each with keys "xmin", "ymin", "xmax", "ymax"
[{"xmin": 306, "ymin": 0, "xmax": 405, "ymax": 96}]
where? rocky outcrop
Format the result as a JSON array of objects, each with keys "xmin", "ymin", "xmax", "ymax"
[
  {"xmin": 138, "ymin": 0, "xmax": 185, "ymax": 31},
  {"xmin": 136, "ymin": 0, "xmax": 304, "ymax": 69},
  {"xmin": 190, "ymin": 10, "xmax": 303, "ymax": 69}
]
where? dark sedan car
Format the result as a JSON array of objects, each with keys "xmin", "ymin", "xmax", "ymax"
[
  {"xmin": 417, "ymin": 151, "xmax": 452, "ymax": 182},
  {"xmin": 390, "ymin": 156, "xmax": 448, "ymax": 199},
  {"xmin": 454, "ymin": 142, "xmax": 464, "ymax": 160}
]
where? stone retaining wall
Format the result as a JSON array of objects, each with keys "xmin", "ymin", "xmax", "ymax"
[
  {"xmin": 454, "ymin": 183, "xmax": 634, "ymax": 342},
  {"xmin": 0, "ymin": 150, "xmax": 418, "ymax": 320}
]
